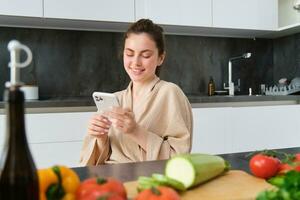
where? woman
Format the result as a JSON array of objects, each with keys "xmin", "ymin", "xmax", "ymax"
[{"xmin": 80, "ymin": 19, "xmax": 193, "ymax": 165}]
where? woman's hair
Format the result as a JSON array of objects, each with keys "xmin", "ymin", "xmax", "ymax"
[{"xmin": 123, "ymin": 19, "xmax": 166, "ymax": 76}]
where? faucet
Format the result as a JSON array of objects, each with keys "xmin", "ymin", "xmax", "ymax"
[{"xmin": 224, "ymin": 52, "xmax": 251, "ymax": 96}]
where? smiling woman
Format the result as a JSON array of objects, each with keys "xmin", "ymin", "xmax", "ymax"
[
  {"xmin": 79, "ymin": 19, "xmax": 193, "ymax": 166},
  {"xmin": 123, "ymin": 33, "xmax": 164, "ymax": 83}
]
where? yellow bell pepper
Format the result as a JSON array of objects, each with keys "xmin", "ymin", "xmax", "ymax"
[{"xmin": 38, "ymin": 165, "xmax": 80, "ymax": 200}]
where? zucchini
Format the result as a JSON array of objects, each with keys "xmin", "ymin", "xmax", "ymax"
[
  {"xmin": 152, "ymin": 173, "xmax": 186, "ymax": 191},
  {"xmin": 165, "ymin": 153, "xmax": 230, "ymax": 189},
  {"xmin": 137, "ymin": 176, "xmax": 160, "ymax": 192},
  {"xmin": 137, "ymin": 174, "xmax": 185, "ymax": 192}
]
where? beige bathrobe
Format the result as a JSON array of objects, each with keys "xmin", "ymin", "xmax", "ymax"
[{"xmin": 80, "ymin": 76, "xmax": 193, "ymax": 166}]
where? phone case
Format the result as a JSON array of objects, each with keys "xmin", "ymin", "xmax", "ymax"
[{"xmin": 92, "ymin": 92, "xmax": 119, "ymax": 113}]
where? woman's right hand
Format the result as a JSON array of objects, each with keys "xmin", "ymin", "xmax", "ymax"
[{"xmin": 87, "ymin": 114, "xmax": 112, "ymax": 138}]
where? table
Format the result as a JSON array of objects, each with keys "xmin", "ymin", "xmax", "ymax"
[{"xmin": 73, "ymin": 147, "xmax": 300, "ymax": 182}]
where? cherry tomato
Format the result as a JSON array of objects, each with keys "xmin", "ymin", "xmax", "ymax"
[{"xmin": 249, "ymin": 154, "xmax": 280, "ymax": 179}]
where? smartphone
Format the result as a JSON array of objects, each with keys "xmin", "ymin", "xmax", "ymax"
[{"xmin": 92, "ymin": 92, "xmax": 120, "ymax": 113}]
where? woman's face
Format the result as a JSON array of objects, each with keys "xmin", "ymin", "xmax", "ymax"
[{"xmin": 123, "ymin": 33, "xmax": 164, "ymax": 83}]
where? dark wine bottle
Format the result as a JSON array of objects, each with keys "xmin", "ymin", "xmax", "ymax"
[
  {"xmin": 0, "ymin": 40, "xmax": 39, "ymax": 199},
  {"xmin": 0, "ymin": 86, "xmax": 39, "ymax": 199}
]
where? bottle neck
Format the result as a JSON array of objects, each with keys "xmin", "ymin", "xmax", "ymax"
[{"xmin": 5, "ymin": 86, "xmax": 28, "ymax": 146}]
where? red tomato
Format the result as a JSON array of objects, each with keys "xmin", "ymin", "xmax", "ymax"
[
  {"xmin": 249, "ymin": 154, "xmax": 281, "ymax": 179},
  {"xmin": 278, "ymin": 163, "xmax": 294, "ymax": 174},
  {"xmin": 295, "ymin": 165, "xmax": 300, "ymax": 172},
  {"xmin": 76, "ymin": 177, "xmax": 127, "ymax": 200},
  {"xmin": 277, "ymin": 153, "xmax": 300, "ymax": 174},
  {"xmin": 294, "ymin": 153, "xmax": 300, "ymax": 162},
  {"xmin": 83, "ymin": 191, "xmax": 124, "ymax": 200},
  {"xmin": 135, "ymin": 186, "xmax": 180, "ymax": 200}
]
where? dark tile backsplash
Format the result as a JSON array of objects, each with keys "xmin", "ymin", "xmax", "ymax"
[
  {"xmin": 273, "ymin": 33, "xmax": 300, "ymax": 82},
  {"xmin": 0, "ymin": 26, "xmax": 299, "ymax": 100},
  {"xmin": 163, "ymin": 36, "xmax": 273, "ymax": 95}
]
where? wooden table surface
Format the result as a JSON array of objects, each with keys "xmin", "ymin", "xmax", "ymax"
[{"xmin": 73, "ymin": 147, "xmax": 300, "ymax": 182}]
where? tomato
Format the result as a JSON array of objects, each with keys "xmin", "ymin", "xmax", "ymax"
[
  {"xmin": 249, "ymin": 154, "xmax": 281, "ymax": 179},
  {"xmin": 295, "ymin": 165, "xmax": 300, "ymax": 172},
  {"xmin": 76, "ymin": 177, "xmax": 127, "ymax": 200},
  {"xmin": 83, "ymin": 191, "xmax": 124, "ymax": 200},
  {"xmin": 278, "ymin": 153, "xmax": 300, "ymax": 174},
  {"xmin": 294, "ymin": 153, "xmax": 300, "ymax": 162},
  {"xmin": 278, "ymin": 163, "xmax": 294, "ymax": 174},
  {"xmin": 135, "ymin": 186, "xmax": 180, "ymax": 200},
  {"xmin": 278, "ymin": 163, "xmax": 300, "ymax": 174}
]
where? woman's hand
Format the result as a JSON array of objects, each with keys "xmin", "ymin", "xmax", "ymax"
[
  {"xmin": 107, "ymin": 107, "xmax": 147, "ymax": 150},
  {"xmin": 107, "ymin": 107, "xmax": 137, "ymax": 134},
  {"xmin": 87, "ymin": 114, "xmax": 111, "ymax": 138}
]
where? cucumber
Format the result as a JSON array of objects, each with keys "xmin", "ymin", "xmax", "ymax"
[{"xmin": 165, "ymin": 153, "xmax": 230, "ymax": 189}]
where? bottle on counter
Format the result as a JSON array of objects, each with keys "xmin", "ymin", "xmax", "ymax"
[
  {"xmin": 208, "ymin": 76, "xmax": 215, "ymax": 96},
  {"xmin": 0, "ymin": 40, "xmax": 39, "ymax": 199}
]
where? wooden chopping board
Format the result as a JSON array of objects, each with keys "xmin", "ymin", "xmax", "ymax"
[{"xmin": 124, "ymin": 170, "xmax": 275, "ymax": 200}]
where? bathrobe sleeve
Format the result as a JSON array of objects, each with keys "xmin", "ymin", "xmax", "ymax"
[{"xmin": 79, "ymin": 135, "xmax": 111, "ymax": 166}]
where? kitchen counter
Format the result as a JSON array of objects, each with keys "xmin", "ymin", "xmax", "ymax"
[
  {"xmin": 189, "ymin": 94, "xmax": 300, "ymax": 107},
  {"xmin": 73, "ymin": 147, "xmax": 300, "ymax": 182},
  {"xmin": 1, "ymin": 95, "xmax": 300, "ymax": 113}
]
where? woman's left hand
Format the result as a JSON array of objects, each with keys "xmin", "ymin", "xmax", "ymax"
[{"xmin": 106, "ymin": 107, "xmax": 137, "ymax": 134}]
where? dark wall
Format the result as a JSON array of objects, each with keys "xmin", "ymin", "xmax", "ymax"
[
  {"xmin": 0, "ymin": 28, "xmax": 128, "ymax": 100},
  {"xmin": 0, "ymin": 26, "xmax": 292, "ymax": 100},
  {"xmin": 162, "ymin": 36, "xmax": 273, "ymax": 95},
  {"xmin": 273, "ymin": 32, "xmax": 300, "ymax": 83}
]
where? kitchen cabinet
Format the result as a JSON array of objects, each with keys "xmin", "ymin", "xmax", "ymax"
[
  {"xmin": 30, "ymin": 142, "xmax": 83, "ymax": 168},
  {"xmin": 1, "ymin": 104, "xmax": 300, "ymax": 168},
  {"xmin": 25, "ymin": 112, "xmax": 91, "ymax": 143},
  {"xmin": 192, "ymin": 107, "xmax": 232, "ymax": 154},
  {"xmin": 212, "ymin": 0, "xmax": 278, "ymax": 30},
  {"xmin": 136, "ymin": 0, "xmax": 212, "ymax": 27},
  {"xmin": 230, "ymin": 105, "xmax": 300, "ymax": 152},
  {"xmin": 0, "ymin": 0, "xmax": 43, "ymax": 17},
  {"xmin": 278, "ymin": 0, "xmax": 300, "ymax": 27},
  {"xmin": 43, "ymin": 0, "xmax": 135, "ymax": 23},
  {"xmin": 0, "ymin": 114, "xmax": 4, "ymax": 147},
  {"xmin": 191, "ymin": 105, "xmax": 300, "ymax": 154},
  {"xmin": 0, "ymin": 0, "xmax": 295, "ymax": 38},
  {"xmin": 136, "ymin": 0, "xmax": 278, "ymax": 30},
  {"xmin": 0, "ymin": 112, "xmax": 92, "ymax": 168}
]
